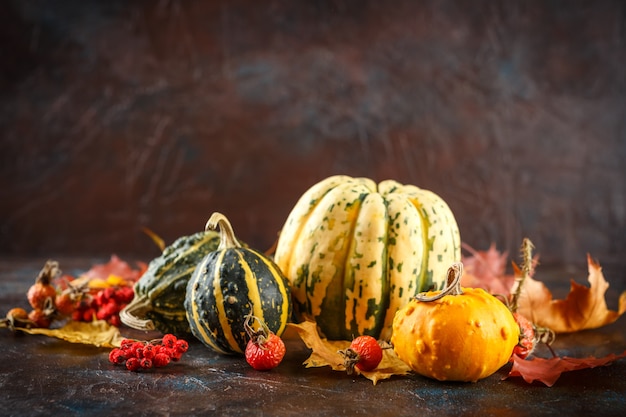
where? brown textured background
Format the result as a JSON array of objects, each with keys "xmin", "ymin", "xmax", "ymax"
[{"xmin": 1, "ymin": 0, "xmax": 625, "ymax": 276}]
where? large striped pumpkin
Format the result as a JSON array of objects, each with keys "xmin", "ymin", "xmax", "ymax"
[
  {"xmin": 185, "ymin": 212, "xmax": 292, "ymax": 354},
  {"xmin": 273, "ymin": 175, "xmax": 461, "ymax": 341}
]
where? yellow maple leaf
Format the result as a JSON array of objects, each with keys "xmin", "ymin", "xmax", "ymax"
[
  {"xmin": 287, "ymin": 320, "xmax": 411, "ymax": 385},
  {"xmin": 18, "ymin": 320, "xmax": 126, "ymax": 348},
  {"xmin": 516, "ymin": 254, "xmax": 626, "ymax": 333}
]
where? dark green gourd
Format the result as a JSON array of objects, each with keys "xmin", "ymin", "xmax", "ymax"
[
  {"xmin": 120, "ymin": 231, "xmax": 222, "ymax": 335},
  {"xmin": 185, "ymin": 212, "xmax": 292, "ymax": 354}
]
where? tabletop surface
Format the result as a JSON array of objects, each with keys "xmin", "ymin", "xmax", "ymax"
[{"xmin": 1, "ymin": 257, "xmax": 625, "ymax": 417}]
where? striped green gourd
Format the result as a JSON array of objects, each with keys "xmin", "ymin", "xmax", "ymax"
[
  {"xmin": 120, "ymin": 230, "xmax": 222, "ymax": 336},
  {"xmin": 273, "ymin": 175, "xmax": 461, "ymax": 341},
  {"xmin": 185, "ymin": 212, "xmax": 292, "ymax": 354}
]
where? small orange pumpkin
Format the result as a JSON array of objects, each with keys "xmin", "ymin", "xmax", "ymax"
[{"xmin": 391, "ymin": 262, "xmax": 519, "ymax": 382}]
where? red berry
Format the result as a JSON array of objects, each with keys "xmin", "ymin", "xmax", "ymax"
[
  {"xmin": 126, "ymin": 357, "xmax": 141, "ymax": 371},
  {"xmin": 340, "ymin": 335, "xmax": 383, "ymax": 374},
  {"xmin": 28, "ymin": 309, "xmax": 52, "ymax": 328},
  {"xmin": 103, "ymin": 287, "xmax": 116, "ymax": 302},
  {"xmin": 243, "ymin": 314, "xmax": 286, "ymax": 371},
  {"xmin": 126, "ymin": 341, "xmax": 144, "ymax": 358},
  {"xmin": 140, "ymin": 358, "xmax": 153, "ymax": 369},
  {"xmin": 174, "ymin": 339, "xmax": 189, "ymax": 353},
  {"xmin": 27, "ymin": 261, "xmax": 60, "ymax": 310},
  {"xmin": 142, "ymin": 345, "xmax": 156, "ymax": 360},
  {"xmin": 108, "ymin": 314, "xmax": 121, "ymax": 327},
  {"xmin": 109, "ymin": 348, "xmax": 126, "ymax": 364},
  {"xmin": 512, "ymin": 312, "xmax": 536, "ymax": 359},
  {"xmin": 153, "ymin": 353, "xmax": 171, "ymax": 367},
  {"xmin": 82, "ymin": 308, "xmax": 96, "ymax": 322},
  {"xmin": 114, "ymin": 286, "xmax": 134, "ymax": 304},
  {"xmin": 168, "ymin": 348, "xmax": 183, "ymax": 362},
  {"xmin": 71, "ymin": 309, "xmax": 83, "ymax": 322},
  {"xmin": 54, "ymin": 292, "xmax": 77, "ymax": 316},
  {"xmin": 27, "ymin": 283, "xmax": 57, "ymax": 311},
  {"xmin": 120, "ymin": 339, "xmax": 135, "ymax": 349},
  {"xmin": 162, "ymin": 334, "xmax": 177, "ymax": 348},
  {"xmin": 245, "ymin": 332, "xmax": 286, "ymax": 371}
]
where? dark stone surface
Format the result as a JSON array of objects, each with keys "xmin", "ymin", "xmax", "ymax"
[
  {"xmin": 0, "ymin": 0, "xmax": 625, "ymax": 274},
  {"xmin": 1, "ymin": 258, "xmax": 625, "ymax": 417}
]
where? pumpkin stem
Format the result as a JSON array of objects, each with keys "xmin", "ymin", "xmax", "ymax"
[
  {"xmin": 205, "ymin": 212, "xmax": 242, "ymax": 250},
  {"xmin": 414, "ymin": 262, "xmax": 464, "ymax": 301}
]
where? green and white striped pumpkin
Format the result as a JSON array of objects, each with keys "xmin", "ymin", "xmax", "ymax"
[
  {"xmin": 185, "ymin": 212, "xmax": 292, "ymax": 354},
  {"xmin": 273, "ymin": 175, "xmax": 461, "ymax": 341}
]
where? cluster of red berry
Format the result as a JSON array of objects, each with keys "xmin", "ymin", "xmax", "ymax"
[
  {"xmin": 109, "ymin": 334, "xmax": 189, "ymax": 371},
  {"xmin": 72, "ymin": 286, "xmax": 134, "ymax": 327}
]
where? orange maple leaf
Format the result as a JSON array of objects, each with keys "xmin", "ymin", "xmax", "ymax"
[{"xmin": 516, "ymin": 254, "xmax": 626, "ymax": 333}]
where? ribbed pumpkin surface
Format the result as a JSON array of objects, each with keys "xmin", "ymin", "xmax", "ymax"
[{"xmin": 273, "ymin": 175, "xmax": 461, "ymax": 340}]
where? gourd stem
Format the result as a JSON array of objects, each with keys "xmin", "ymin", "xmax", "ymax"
[
  {"xmin": 414, "ymin": 262, "xmax": 464, "ymax": 302},
  {"xmin": 119, "ymin": 296, "xmax": 156, "ymax": 331},
  {"xmin": 205, "ymin": 212, "xmax": 241, "ymax": 250}
]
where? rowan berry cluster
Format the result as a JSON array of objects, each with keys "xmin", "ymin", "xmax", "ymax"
[
  {"xmin": 73, "ymin": 286, "xmax": 134, "ymax": 326},
  {"xmin": 109, "ymin": 334, "xmax": 189, "ymax": 371}
]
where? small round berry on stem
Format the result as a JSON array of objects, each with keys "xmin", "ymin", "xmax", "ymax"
[
  {"xmin": 338, "ymin": 335, "xmax": 383, "ymax": 375},
  {"xmin": 27, "ymin": 260, "xmax": 59, "ymax": 311},
  {"xmin": 243, "ymin": 312, "xmax": 286, "ymax": 371}
]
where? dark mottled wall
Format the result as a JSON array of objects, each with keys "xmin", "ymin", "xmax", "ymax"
[{"xmin": 1, "ymin": 0, "xmax": 625, "ymax": 273}]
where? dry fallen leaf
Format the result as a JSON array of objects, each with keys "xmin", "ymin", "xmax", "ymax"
[
  {"xmin": 516, "ymin": 254, "xmax": 626, "ymax": 333},
  {"xmin": 461, "ymin": 243, "xmax": 514, "ymax": 296},
  {"xmin": 17, "ymin": 319, "xmax": 127, "ymax": 348},
  {"xmin": 287, "ymin": 321, "xmax": 411, "ymax": 385},
  {"xmin": 80, "ymin": 254, "xmax": 148, "ymax": 282},
  {"xmin": 506, "ymin": 350, "xmax": 626, "ymax": 387}
]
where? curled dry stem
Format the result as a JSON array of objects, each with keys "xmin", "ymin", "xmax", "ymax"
[
  {"xmin": 119, "ymin": 296, "xmax": 157, "ymax": 331},
  {"xmin": 244, "ymin": 311, "xmax": 270, "ymax": 347},
  {"xmin": 414, "ymin": 262, "xmax": 464, "ymax": 302},
  {"xmin": 36, "ymin": 260, "xmax": 61, "ymax": 285},
  {"xmin": 510, "ymin": 238, "xmax": 534, "ymax": 313}
]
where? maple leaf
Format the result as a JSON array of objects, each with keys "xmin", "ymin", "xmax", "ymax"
[
  {"xmin": 287, "ymin": 321, "xmax": 411, "ymax": 385},
  {"xmin": 80, "ymin": 254, "xmax": 148, "ymax": 282},
  {"xmin": 17, "ymin": 319, "xmax": 126, "ymax": 348},
  {"xmin": 68, "ymin": 254, "xmax": 148, "ymax": 290},
  {"xmin": 461, "ymin": 243, "xmax": 516, "ymax": 296},
  {"xmin": 506, "ymin": 351, "xmax": 626, "ymax": 387},
  {"xmin": 516, "ymin": 254, "xmax": 626, "ymax": 333}
]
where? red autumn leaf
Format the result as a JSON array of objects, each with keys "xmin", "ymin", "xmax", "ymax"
[
  {"xmin": 81, "ymin": 254, "xmax": 147, "ymax": 282},
  {"xmin": 461, "ymin": 243, "xmax": 517, "ymax": 296},
  {"xmin": 516, "ymin": 254, "xmax": 626, "ymax": 333},
  {"xmin": 506, "ymin": 351, "xmax": 626, "ymax": 387}
]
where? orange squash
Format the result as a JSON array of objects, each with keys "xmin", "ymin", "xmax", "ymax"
[{"xmin": 391, "ymin": 262, "xmax": 519, "ymax": 382}]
